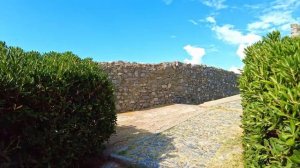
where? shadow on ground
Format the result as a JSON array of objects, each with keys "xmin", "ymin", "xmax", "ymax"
[
  {"xmin": 89, "ymin": 95, "xmax": 243, "ymax": 168},
  {"xmin": 90, "ymin": 125, "xmax": 176, "ymax": 168}
]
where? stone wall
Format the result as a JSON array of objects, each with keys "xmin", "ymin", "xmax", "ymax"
[
  {"xmin": 99, "ymin": 61, "xmax": 239, "ymax": 112},
  {"xmin": 291, "ymin": 24, "xmax": 300, "ymax": 37}
]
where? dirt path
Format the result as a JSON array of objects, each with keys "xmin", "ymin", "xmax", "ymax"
[{"xmin": 101, "ymin": 95, "xmax": 243, "ymax": 168}]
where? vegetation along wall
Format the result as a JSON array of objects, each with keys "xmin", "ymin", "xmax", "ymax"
[
  {"xmin": 0, "ymin": 42, "xmax": 116, "ymax": 167},
  {"xmin": 100, "ymin": 61, "xmax": 239, "ymax": 112},
  {"xmin": 240, "ymin": 31, "xmax": 300, "ymax": 167}
]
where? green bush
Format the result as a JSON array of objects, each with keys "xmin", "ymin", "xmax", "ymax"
[
  {"xmin": 0, "ymin": 42, "xmax": 116, "ymax": 167},
  {"xmin": 239, "ymin": 31, "xmax": 300, "ymax": 167}
]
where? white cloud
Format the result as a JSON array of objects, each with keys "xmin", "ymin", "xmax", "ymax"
[
  {"xmin": 229, "ymin": 66, "xmax": 242, "ymax": 74},
  {"xmin": 248, "ymin": 21, "xmax": 271, "ymax": 31},
  {"xmin": 188, "ymin": 19, "xmax": 198, "ymax": 25},
  {"xmin": 261, "ymin": 12, "xmax": 292, "ymax": 25},
  {"xmin": 206, "ymin": 16, "xmax": 216, "ymax": 24},
  {"xmin": 247, "ymin": 0, "xmax": 300, "ymax": 33},
  {"xmin": 248, "ymin": 11, "xmax": 298, "ymax": 32},
  {"xmin": 236, "ymin": 44, "xmax": 247, "ymax": 59},
  {"xmin": 271, "ymin": 0, "xmax": 300, "ymax": 10},
  {"xmin": 207, "ymin": 18, "xmax": 261, "ymax": 59},
  {"xmin": 213, "ymin": 24, "xmax": 261, "ymax": 45},
  {"xmin": 183, "ymin": 45, "xmax": 206, "ymax": 65},
  {"xmin": 163, "ymin": 0, "xmax": 173, "ymax": 5},
  {"xmin": 201, "ymin": 0, "xmax": 227, "ymax": 10}
]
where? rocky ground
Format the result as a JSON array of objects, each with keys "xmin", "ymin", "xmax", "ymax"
[{"xmin": 100, "ymin": 95, "xmax": 243, "ymax": 168}]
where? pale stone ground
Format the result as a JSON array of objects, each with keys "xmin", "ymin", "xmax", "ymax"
[{"xmin": 102, "ymin": 95, "xmax": 243, "ymax": 168}]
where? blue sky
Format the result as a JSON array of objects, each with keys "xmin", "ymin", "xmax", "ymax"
[{"xmin": 0, "ymin": 0, "xmax": 299, "ymax": 72}]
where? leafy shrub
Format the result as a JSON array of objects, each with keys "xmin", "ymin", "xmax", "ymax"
[
  {"xmin": 0, "ymin": 42, "xmax": 116, "ymax": 167},
  {"xmin": 239, "ymin": 31, "xmax": 300, "ymax": 167}
]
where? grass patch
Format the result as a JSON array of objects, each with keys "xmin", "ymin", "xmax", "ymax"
[{"xmin": 208, "ymin": 133, "xmax": 243, "ymax": 168}]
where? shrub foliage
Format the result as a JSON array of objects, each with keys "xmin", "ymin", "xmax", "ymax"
[
  {"xmin": 239, "ymin": 31, "xmax": 300, "ymax": 167},
  {"xmin": 0, "ymin": 42, "xmax": 116, "ymax": 167}
]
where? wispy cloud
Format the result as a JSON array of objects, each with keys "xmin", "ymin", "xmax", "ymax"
[
  {"xmin": 270, "ymin": 0, "xmax": 300, "ymax": 10},
  {"xmin": 244, "ymin": 4, "xmax": 264, "ymax": 10},
  {"xmin": 213, "ymin": 24, "xmax": 261, "ymax": 45},
  {"xmin": 205, "ymin": 0, "xmax": 299, "ymax": 59},
  {"xmin": 206, "ymin": 16, "xmax": 216, "ymax": 24},
  {"xmin": 247, "ymin": 0, "xmax": 300, "ymax": 33},
  {"xmin": 207, "ymin": 16, "xmax": 261, "ymax": 59},
  {"xmin": 188, "ymin": 19, "xmax": 198, "ymax": 25},
  {"xmin": 201, "ymin": 0, "xmax": 227, "ymax": 10},
  {"xmin": 163, "ymin": 0, "xmax": 173, "ymax": 5},
  {"xmin": 183, "ymin": 45, "xmax": 206, "ymax": 65}
]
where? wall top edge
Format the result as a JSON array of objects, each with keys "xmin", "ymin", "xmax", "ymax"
[{"xmin": 98, "ymin": 61, "xmax": 237, "ymax": 74}]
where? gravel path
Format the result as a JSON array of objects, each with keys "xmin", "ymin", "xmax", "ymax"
[{"xmin": 104, "ymin": 95, "xmax": 243, "ymax": 168}]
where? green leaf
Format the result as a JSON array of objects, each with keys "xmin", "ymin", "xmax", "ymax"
[
  {"xmin": 286, "ymin": 138, "xmax": 295, "ymax": 146},
  {"xmin": 290, "ymin": 150, "xmax": 300, "ymax": 164}
]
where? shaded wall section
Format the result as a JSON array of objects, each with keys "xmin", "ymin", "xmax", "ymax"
[{"xmin": 99, "ymin": 61, "xmax": 239, "ymax": 112}]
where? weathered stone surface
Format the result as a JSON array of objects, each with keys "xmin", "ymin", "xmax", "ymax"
[
  {"xmin": 104, "ymin": 95, "xmax": 243, "ymax": 167},
  {"xmin": 99, "ymin": 61, "xmax": 239, "ymax": 112},
  {"xmin": 291, "ymin": 24, "xmax": 300, "ymax": 37}
]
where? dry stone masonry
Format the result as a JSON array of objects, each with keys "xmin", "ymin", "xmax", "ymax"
[
  {"xmin": 99, "ymin": 61, "xmax": 239, "ymax": 112},
  {"xmin": 291, "ymin": 24, "xmax": 300, "ymax": 37}
]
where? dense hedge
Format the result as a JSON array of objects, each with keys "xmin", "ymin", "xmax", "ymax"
[
  {"xmin": 0, "ymin": 42, "xmax": 116, "ymax": 167},
  {"xmin": 239, "ymin": 31, "xmax": 300, "ymax": 167}
]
